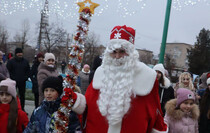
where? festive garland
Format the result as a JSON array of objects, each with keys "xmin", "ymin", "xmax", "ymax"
[{"xmin": 50, "ymin": 0, "xmax": 99, "ymax": 132}]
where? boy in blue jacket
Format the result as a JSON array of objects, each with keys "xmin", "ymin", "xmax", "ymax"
[{"xmin": 24, "ymin": 76, "xmax": 81, "ymax": 133}]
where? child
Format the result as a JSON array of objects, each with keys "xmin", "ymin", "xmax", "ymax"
[
  {"xmin": 199, "ymin": 75, "xmax": 210, "ymax": 133},
  {"xmin": 24, "ymin": 76, "xmax": 81, "ymax": 133},
  {"xmin": 0, "ymin": 78, "xmax": 29, "ymax": 133},
  {"xmin": 164, "ymin": 88, "xmax": 199, "ymax": 133}
]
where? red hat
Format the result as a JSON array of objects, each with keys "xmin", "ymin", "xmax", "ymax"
[
  {"xmin": 37, "ymin": 53, "xmax": 44, "ymax": 58},
  {"xmin": 110, "ymin": 25, "xmax": 135, "ymax": 44}
]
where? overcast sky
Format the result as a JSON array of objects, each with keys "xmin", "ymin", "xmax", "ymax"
[{"xmin": 1, "ymin": 0, "xmax": 210, "ymax": 55}]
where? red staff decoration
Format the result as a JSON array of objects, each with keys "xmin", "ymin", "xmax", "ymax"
[{"xmin": 50, "ymin": 0, "xmax": 99, "ymax": 132}]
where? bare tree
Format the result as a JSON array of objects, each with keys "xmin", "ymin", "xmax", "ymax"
[
  {"xmin": 13, "ymin": 19, "xmax": 30, "ymax": 50},
  {"xmin": 0, "ymin": 22, "xmax": 9, "ymax": 54},
  {"xmin": 44, "ymin": 23, "xmax": 68, "ymax": 52},
  {"xmin": 82, "ymin": 32, "xmax": 102, "ymax": 66},
  {"xmin": 138, "ymin": 49, "xmax": 154, "ymax": 65},
  {"xmin": 140, "ymin": 52, "xmax": 153, "ymax": 64},
  {"xmin": 165, "ymin": 53, "xmax": 176, "ymax": 80}
]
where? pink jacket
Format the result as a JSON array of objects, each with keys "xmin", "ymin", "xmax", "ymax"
[{"xmin": 164, "ymin": 99, "xmax": 199, "ymax": 133}]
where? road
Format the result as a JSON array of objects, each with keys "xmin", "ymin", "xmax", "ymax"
[{"xmin": 25, "ymin": 100, "xmax": 35, "ymax": 119}]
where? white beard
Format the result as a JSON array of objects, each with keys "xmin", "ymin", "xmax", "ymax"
[{"xmin": 97, "ymin": 50, "xmax": 139, "ymax": 125}]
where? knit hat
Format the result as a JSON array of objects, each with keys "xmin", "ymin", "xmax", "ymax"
[
  {"xmin": 37, "ymin": 53, "xmax": 44, "ymax": 58},
  {"xmin": 176, "ymin": 88, "xmax": 195, "ymax": 107},
  {"xmin": 153, "ymin": 63, "xmax": 165, "ymax": 76},
  {"xmin": 15, "ymin": 48, "xmax": 23, "ymax": 55},
  {"xmin": 110, "ymin": 25, "xmax": 135, "ymax": 44},
  {"xmin": 0, "ymin": 79, "xmax": 16, "ymax": 98},
  {"xmin": 44, "ymin": 53, "xmax": 55, "ymax": 63},
  {"xmin": 83, "ymin": 64, "xmax": 90, "ymax": 69},
  {"xmin": 42, "ymin": 76, "xmax": 63, "ymax": 95}
]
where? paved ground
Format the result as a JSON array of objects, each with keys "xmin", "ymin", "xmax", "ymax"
[{"xmin": 25, "ymin": 100, "xmax": 35, "ymax": 119}]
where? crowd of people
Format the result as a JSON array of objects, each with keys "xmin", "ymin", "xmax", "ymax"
[{"xmin": 0, "ymin": 25, "xmax": 209, "ymax": 133}]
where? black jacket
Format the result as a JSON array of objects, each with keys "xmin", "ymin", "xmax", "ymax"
[
  {"xmin": 6, "ymin": 57, "xmax": 30, "ymax": 82},
  {"xmin": 159, "ymin": 85, "xmax": 174, "ymax": 115},
  {"xmin": 199, "ymin": 89, "xmax": 210, "ymax": 133},
  {"xmin": 30, "ymin": 61, "xmax": 40, "ymax": 93}
]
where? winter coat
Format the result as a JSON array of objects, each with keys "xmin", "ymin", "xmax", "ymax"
[
  {"xmin": 61, "ymin": 61, "xmax": 66, "ymax": 69},
  {"xmin": 199, "ymin": 88, "xmax": 210, "ymax": 133},
  {"xmin": 23, "ymin": 98, "xmax": 81, "ymax": 133},
  {"xmin": 0, "ymin": 62, "xmax": 10, "ymax": 81},
  {"xmin": 30, "ymin": 61, "xmax": 40, "ymax": 93},
  {"xmin": 37, "ymin": 62, "xmax": 59, "ymax": 104},
  {"xmin": 164, "ymin": 99, "xmax": 199, "ymax": 133},
  {"xmin": 6, "ymin": 57, "xmax": 30, "ymax": 82},
  {"xmin": 0, "ymin": 98, "xmax": 29, "ymax": 133},
  {"xmin": 82, "ymin": 80, "xmax": 167, "ymax": 133},
  {"xmin": 199, "ymin": 72, "xmax": 209, "ymax": 89},
  {"xmin": 159, "ymin": 82, "xmax": 174, "ymax": 115},
  {"xmin": 78, "ymin": 69, "xmax": 90, "ymax": 95}
]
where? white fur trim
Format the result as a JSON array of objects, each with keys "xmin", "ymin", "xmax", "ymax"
[
  {"xmin": 106, "ymin": 39, "xmax": 135, "ymax": 54},
  {"xmin": 207, "ymin": 78, "xmax": 210, "ymax": 85},
  {"xmin": 151, "ymin": 127, "xmax": 168, "ymax": 133},
  {"xmin": 163, "ymin": 77, "xmax": 171, "ymax": 89},
  {"xmin": 153, "ymin": 64, "xmax": 165, "ymax": 76},
  {"xmin": 82, "ymin": 68, "xmax": 90, "ymax": 74},
  {"xmin": 108, "ymin": 121, "xmax": 122, "ymax": 133},
  {"xmin": 93, "ymin": 62, "xmax": 157, "ymax": 96},
  {"xmin": 72, "ymin": 92, "xmax": 86, "ymax": 114}
]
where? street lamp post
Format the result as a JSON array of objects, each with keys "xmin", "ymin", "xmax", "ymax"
[{"xmin": 159, "ymin": 0, "xmax": 172, "ymax": 63}]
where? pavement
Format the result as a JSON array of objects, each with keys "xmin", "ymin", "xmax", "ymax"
[{"xmin": 25, "ymin": 100, "xmax": 35, "ymax": 119}]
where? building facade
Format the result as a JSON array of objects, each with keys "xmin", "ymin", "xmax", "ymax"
[{"xmin": 165, "ymin": 43, "xmax": 193, "ymax": 70}]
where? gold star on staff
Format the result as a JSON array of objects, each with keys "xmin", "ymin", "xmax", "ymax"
[{"xmin": 77, "ymin": 0, "xmax": 99, "ymax": 14}]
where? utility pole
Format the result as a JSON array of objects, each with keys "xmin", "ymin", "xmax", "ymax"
[
  {"xmin": 159, "ymin": 0, "xmax": 172, "ymax": 64},
  {"xmin": 37, "ymin": 0, "xmax": 49, "ymax": 52}
]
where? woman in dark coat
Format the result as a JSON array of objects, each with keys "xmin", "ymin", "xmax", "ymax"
[
  {"xmin": 199, "ymin": 76, "xmax": 210, "ymax": 133},
  {"xmin": 153, "ymin": 63, "xmax": 174, "ymax": 115},
  {"xmin": 30, "ymin": 53, "xmax": 44, "ymax": 108}
]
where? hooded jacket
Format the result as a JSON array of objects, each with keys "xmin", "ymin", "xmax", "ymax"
[
  {"xmin": 164, "ymin": 99, "xmax": 199, "ymax": 133},
  {"xmin": 158, "ymin": 77, "xmax": 174, "ymax": 115}
]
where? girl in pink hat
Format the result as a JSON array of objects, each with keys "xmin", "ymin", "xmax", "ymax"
[
  {"xmin": 0, "ymin": 78, "xmax": 29, "ymax": 133},
  {"xmin": 164, "ymin": 88, "xmax": 199, "ymax": 133}
]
